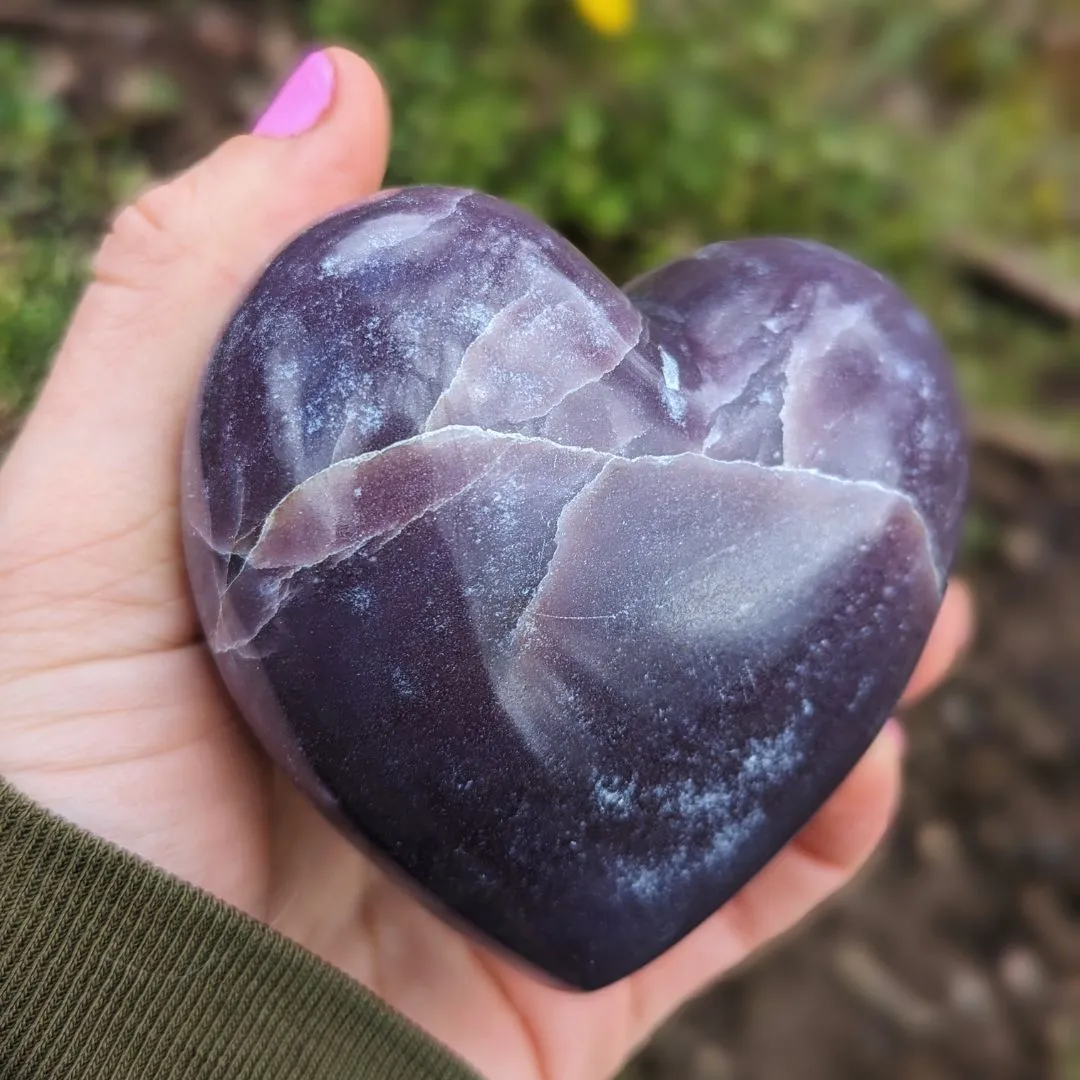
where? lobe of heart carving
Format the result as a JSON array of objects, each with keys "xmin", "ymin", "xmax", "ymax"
[{"xmin": 182, "ymin": 186, "xmax": 967, "ymax": 990}]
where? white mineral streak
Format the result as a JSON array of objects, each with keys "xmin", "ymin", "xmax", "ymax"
[
  {"xmin": 226, "ymin": 402, "xmax": 937, "ymax": 671},
  {"xmin": 532, "ymin": 313, "xmax": 648, "ymax": 422},
  {"xmin": 661, "ymin": 348, "xmax": 680, "ymax": 390},
  {"xmin": 185, "ymin": 460, "xmax": 244, "ymax": 558},
  {"xmin": 646, "ymin": 470, "xmax": 910, "ymax": 643},
  {"xmin": 209, "ymin": 572, "xmax": 294, "ymax": 656},
  {"xmin": 778, "ymin": 286, "xmax": 897, "ymax": 478},
  {"xmin": 530, "ymin": 335, "xmax": 660, "ymax": 454},
  {"xmin": 264, "ymin": 333, "xmax": 315, "ymax": 470},
  {"xmin": 421, "ymin": 289, "xmax": 530, "ymax": 428},
  {"xmin": 319, "ymin": 191, "xmax": 468, "ymax": 276},
  {"xmin": 690, "ymin": 338, "xmax": 792, "ymax": 459},
  {"xmin": 489, "ymin": 454, "xmax": 930, "ymax": 757},
  {"xmin": 688, "ymin": 278, "xmax": 815, "ymax": 423},
  {"xmin": 423, "ymin": 260, "xmax": 645, "ymax": 430},
  {"xmin": 602, "ymin": 726, "xmax": 805, "ymax": 900},
  {"xmin": 659, "ymin": 347, "xmax": 686, "ymax": 422},
  {"xmin": 329, "ymin": 397, "xmax": 384, "ymax": 465},
  {"xmin": 247, "ymin": 426, "xmax": 507, "ymax": 570},
  {"xmin": 245, "ymin": 427, "xmax": 610, "ymax": 570},
  {"xmin": 777, "ymin": 290, "xmax": 866, "ymax": 405}
]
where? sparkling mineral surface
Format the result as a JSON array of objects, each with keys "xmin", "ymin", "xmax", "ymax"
[{"xmin": 182, "ymin": 186, "xmax": 967, "ymax": 990}]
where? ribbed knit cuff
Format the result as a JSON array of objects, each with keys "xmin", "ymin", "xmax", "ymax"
[{"xmin": 0, "ymin": 781, "xmax": 479, "ymax": 1080}]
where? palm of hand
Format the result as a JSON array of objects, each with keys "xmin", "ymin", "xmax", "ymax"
[{"xmin": 0, "ymin": 50, "xmax": 969, "ymax": 1080}]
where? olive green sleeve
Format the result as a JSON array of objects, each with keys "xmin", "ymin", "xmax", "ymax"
[{"xmin": 0, "ymin": 781, "xmax": 480, "ymax": 1080}]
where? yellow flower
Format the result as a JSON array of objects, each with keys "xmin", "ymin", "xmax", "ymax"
[{"xmin": 573, "ymin": 0, "xmax": 635, "ymax": 36}]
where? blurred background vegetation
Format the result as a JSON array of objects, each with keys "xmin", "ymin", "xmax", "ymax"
[
  {"xmin": 1, "ymin": 2, "xmax": 1079, "ymax": 1077},
  {"xmin": 1, "ymin": 0, "xmax": 1078, "ymax": 434}
]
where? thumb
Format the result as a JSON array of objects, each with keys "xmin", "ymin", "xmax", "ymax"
[{"xmin": 0, "ymin": 49, "xmax": 390, "ymax": 672}]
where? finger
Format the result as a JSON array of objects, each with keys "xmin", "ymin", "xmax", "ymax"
[
  {"xmin": 899, "ymin": 578, "xmax": 974, "ymax": 707},
  {"xmin": 789, "ymin": 717, "xmax": 903, "ymax": 870},
  {"xmin": 0, "ymin": 50, "xmax": 390, "ymax": 673},
  {"xmin": 630, "ymin": 719, "xmax": 902, "ymax": 1035}
]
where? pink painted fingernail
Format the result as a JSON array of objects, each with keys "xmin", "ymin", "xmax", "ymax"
[{"xmin": 253, "ymin": 51, "xmax": 335, "ymax": 138}]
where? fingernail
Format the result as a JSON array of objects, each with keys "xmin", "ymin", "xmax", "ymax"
[
  {"xmin": 881, "ymin": 718, "xmax": 907, "ymax": 759},
  {"xmin": 253, "ymin": 51, "xmax": 335, "ymax": 138}
]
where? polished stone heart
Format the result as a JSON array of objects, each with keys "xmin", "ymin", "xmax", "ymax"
[{"xmin": 182, "ymin": 186, "xmax": 966, "ymax": 990}]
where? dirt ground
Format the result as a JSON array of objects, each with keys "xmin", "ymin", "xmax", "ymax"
[{"xmin": 2, "ymin": 5, "xmax": 1079, "ymax": 1079}]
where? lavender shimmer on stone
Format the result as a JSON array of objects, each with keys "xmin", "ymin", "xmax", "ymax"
[{"xmin": 182, "ymin": 186, "xmax": 967, "ymax": 990}]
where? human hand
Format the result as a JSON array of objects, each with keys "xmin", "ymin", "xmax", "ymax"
[{"xmin": 0, "ymin": 48, "xmax": 973, "ymax": 1080}]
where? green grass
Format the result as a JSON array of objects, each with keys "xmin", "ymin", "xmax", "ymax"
[{"xmin": 0, "ymin": 40, "xmax": 147, "ymax": 407}]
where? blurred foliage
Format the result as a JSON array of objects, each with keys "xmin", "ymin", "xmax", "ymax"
[
  {"xmin": 316, "ymin": 0, "xmax": 935, "ymax": 268},
  {"xmin": 309, "ymin": 0, "xmax": 1079, "ymax": 439},
  {"xmin": 0, "ymin": 0, "xmax": 1077, "ymax": 435},
  {"xmin": 0, "ymin": 40, "xmax": 147, "ymax": 406}
]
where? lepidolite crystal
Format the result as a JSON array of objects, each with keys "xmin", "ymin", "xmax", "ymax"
[{"xmin": 182, "ymin": 186, "xmax": 966, "ymax": 989}]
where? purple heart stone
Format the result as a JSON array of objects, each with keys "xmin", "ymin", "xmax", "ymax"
[{"xmin": 182, "ymin": 186, "xmax": 966, "ymax": 990}]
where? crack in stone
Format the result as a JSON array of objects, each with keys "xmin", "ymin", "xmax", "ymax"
[
  {"xmin": 768, "ymin": 463, "xmax": 940, "ymax": 588},
  {"xmin": 213, "ymin": 352, "xmax": 944, "ymax": 650},
  {"xmin": 247, "ymin": 426, "xmax": 513, "ymax": 571},
  {"xmin": 700, "ymin": 353, "xmax": 789, "ymax": 463},
  {"xmin": 479, "ymin": 448, "xmax": 940, "ymax": 763},
  {"xmin": 509, "ymin": 452, "xmax": 939, "ymax": 655},
  {"xmin": 212, "ymin": 444, "xmax": 511, "ymax": 655},
  {"xmin": 211, "ymin": 423, "xmax": 941, "ymax": 665},
  {"xmin": 774, "ymin": 352, "xmax": 790, "ymax": 461},
  {"xmin": 507, "ymin": 457, "xmax": 622, "ymax": 646},
  {"xmin": 534, "ymin": 612, "xmax": 621, "ymax": 621},
  {"xmin": 354, "ymin": 452, "xmax": 510, "ymax": 559},
  {"xmin": 698, "ymin": 344, "xmax": 790, "ymax": 456},
  {"xmin": 423, "ymin": 284, "xmax": 647, "ymax": 434},
  {"xmin": 213, "ymin": 452, "xmax": 512, "ymax": 658},
  {"xmin": 229, "ymin": 421, "xmax": 940, "ymax": 584},
  {"xmin": 420, "ymin": 286, "xmax": 533, "ymax": 432},
  {"xmin": 527, "ymin": 308, "xmax": 647, "ymax": 424},
  {"xmin": 211, "ymin": 572, "xmax": 294, "ymax": 656}
]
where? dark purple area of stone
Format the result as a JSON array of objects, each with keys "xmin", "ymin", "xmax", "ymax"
[{"xmin": 181, "ymin": 186, "xmax": 967, "ymax": 990}]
